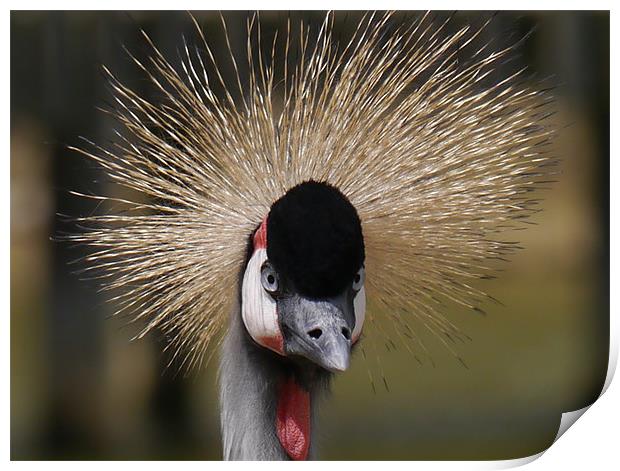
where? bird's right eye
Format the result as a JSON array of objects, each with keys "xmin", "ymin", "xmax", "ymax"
[{"xmin": 261, "ymin": 263, "xmax": 279, "ymax": 294}]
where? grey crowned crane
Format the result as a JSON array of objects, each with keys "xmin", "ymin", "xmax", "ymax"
[
  {"xmin": 220, "ymin": 181, "xmax": 365, "ymax": 459},
  {"xmin": 70, "ymin": 11, "xmax": 555, "ymax": 460}
]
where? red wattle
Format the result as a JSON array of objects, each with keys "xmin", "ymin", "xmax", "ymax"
[{"xmin": 276, "ymin": 377, "xmax": 310, "ymax": 460}]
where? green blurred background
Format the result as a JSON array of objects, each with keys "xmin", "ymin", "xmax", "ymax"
[{"xmin": 10, "ymin": 11, "xmax": 609, "ymax": 460}]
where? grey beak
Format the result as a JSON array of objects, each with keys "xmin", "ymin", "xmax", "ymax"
[
  {"xmin": 279, "ymin": 294, "xmax": 353, "ymax": 373},
  {"xmin": 307, "ymin": 319, "xmax": 351, "ymax": 372}
]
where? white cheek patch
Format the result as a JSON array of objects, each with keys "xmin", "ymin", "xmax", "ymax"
[
  {"xmin": 352, "ymin": 286, "xmax": 366, "ymax": 343},
  {"xmin": 241, "ymin": 248, "xmax": 284, "ymax": 355}
]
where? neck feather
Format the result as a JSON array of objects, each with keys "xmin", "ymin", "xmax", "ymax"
[{"xmin": 218, "ymin": 300, "xmax": 330, "ymax": 460}]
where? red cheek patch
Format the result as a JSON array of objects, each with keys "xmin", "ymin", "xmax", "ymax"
[
  {"xmin": 253, "ymin": 217, "xmax": 268, "ymax": 250},
  {"xmin": 276, "ymin": 377, "xmax": 311, "ymax": 460},
  {"xmin": 258, "ymin": 335, "xmax": 284, "ymax": 354}
]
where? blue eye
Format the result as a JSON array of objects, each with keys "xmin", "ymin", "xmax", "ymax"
[
  {"xmin": 352, "ymin": 267, "xmax": 365, "ymax": 291},
  {"xmin": 261, "ymin": 263, "xmax": 279, "ymax": 293}
]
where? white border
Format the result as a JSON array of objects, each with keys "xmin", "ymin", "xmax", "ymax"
[
  {"xmin": 3, "ymin": 1, "xmax": 617, "ymax": 10},
  {"xmin": 5, "ymin": 2, "xmax": 615, "ymax": 468}
]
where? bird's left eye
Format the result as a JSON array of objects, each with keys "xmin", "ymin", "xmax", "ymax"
[
  {"xmin": 261, "ymin": 263, "xmax": 279, "ymax": 294},
  {"xmin": 352, "ymin": 267, "xmax": 365, "ymax": 291}
]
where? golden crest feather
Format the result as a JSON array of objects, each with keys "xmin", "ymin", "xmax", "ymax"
[{"xmin": 68, "ymin": 11, "xmax": 555, "ymax": 370}]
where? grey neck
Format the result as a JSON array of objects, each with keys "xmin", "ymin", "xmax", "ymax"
[{"xmin": 218, "ymin": 300, "xmax": 329, "ymax": 460}]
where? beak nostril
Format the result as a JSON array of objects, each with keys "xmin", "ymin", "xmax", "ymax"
[
  {"xmin": 308, "ymin": 328, "xmax": 322, "ymax": 339},
  {"xmin": 341, "ymin": 327, "xmax": 351, "ymax": 340}
]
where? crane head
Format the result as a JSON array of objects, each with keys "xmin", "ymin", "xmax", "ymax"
[{"xmin": 241, "ymin": 180, "xmax": 365, "ymax": 373}]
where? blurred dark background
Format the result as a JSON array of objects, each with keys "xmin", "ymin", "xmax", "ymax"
[{"xmin": 10, "ymin": 11, "xmax": 609, "ymax": 460}]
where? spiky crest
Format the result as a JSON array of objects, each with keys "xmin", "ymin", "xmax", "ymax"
[{"xmin": 68, "ymin": 11, "xmax": 555, "ymax": 371}]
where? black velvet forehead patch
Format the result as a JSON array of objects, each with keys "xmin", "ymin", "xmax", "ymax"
[{"xmin": 266, "ymin": 180, "xmax": 365, "ymax": 298}]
